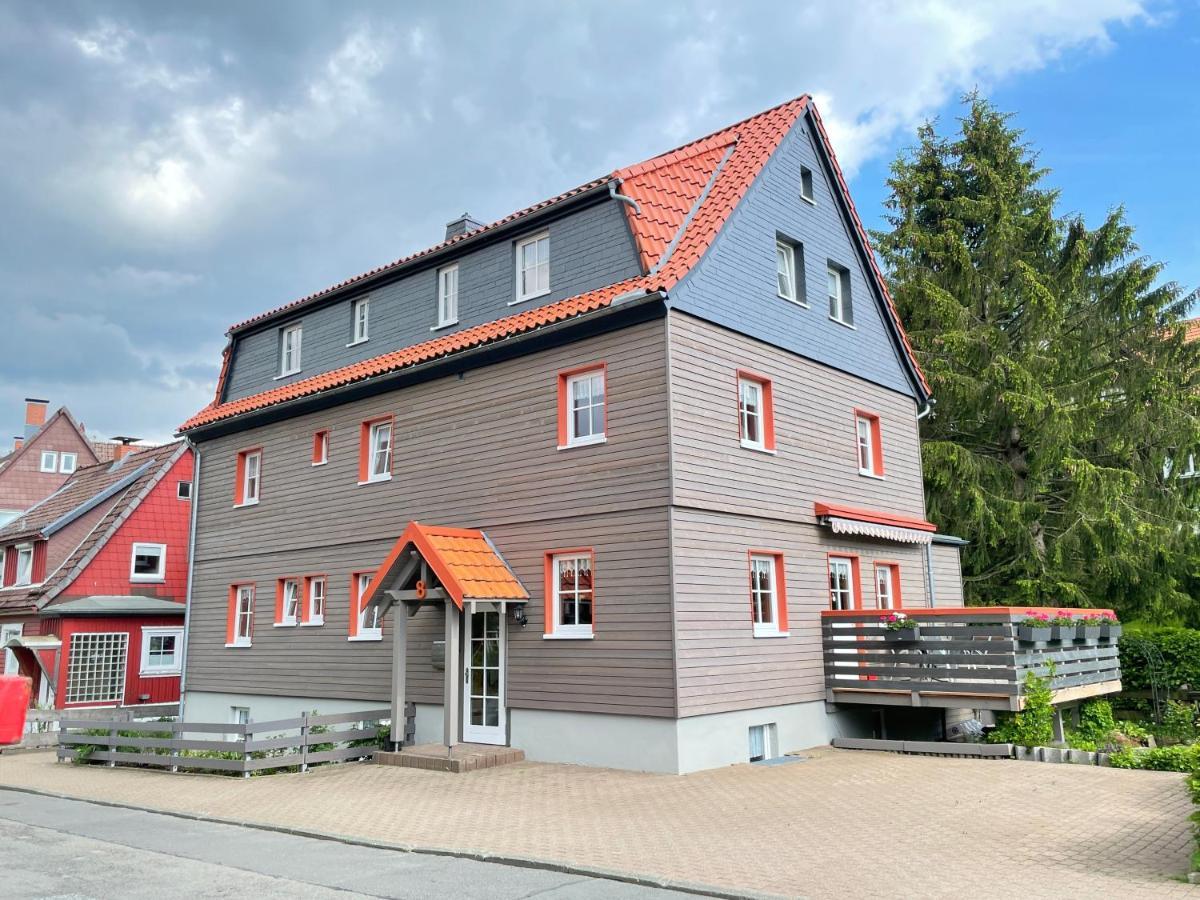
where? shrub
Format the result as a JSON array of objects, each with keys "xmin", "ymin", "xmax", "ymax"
[
  {"xmin": 1119, "ymin": 626, "xmax": 1200, "ymax": 693},
  {"xmin": 1109, "ymin": 744, "xmax": 1200, "ymax": 772},
  {"xmin": 1160, "ymin": 700, "xmax": 1199, "ymax": 743},
  {"xmin": 989, "ymin": 669, "xmax": 1055, "ymax": 748}
]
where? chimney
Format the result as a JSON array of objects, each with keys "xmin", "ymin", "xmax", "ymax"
[
  {"xmin": 12, "ymin": 436, "xmax": 23, "ymax": 452},
  {"xmin": 444, "ymin": 212, "xmax": 485, "ymax": 242},
  {"xmin": 111, "ymin": 436, "xmax": 140, "ymax": 461},
  {"xmin": 24, "ymin": 398, "xmax": 48, "ymax": 439}
]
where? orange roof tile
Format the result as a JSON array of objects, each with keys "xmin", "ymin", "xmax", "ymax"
[
  {"xmin": 362, "ymin": 522, "xmax": 529, "ymax": 610},
  {"xmin": 1183, "ymin": 317, "xmax": 1200, "ymax": 343}
]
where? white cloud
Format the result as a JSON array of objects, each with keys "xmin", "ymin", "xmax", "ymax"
[{"xmin": 88, "ymin": 264, "xmax": 201, "ymax": 295}]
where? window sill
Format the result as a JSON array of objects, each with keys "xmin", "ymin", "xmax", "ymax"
[
  {"xmin": 542, "ymin": 632, "xmax": 595, "ymax": 640},
  {"xmin": 557, "ymin": 435, "xmax": 607, "ymax": 451},
  {"xmin": 740, "ymin": 440, "xmax": 777, "ymax": 455},
  {"xmin": 346, "ymin": 338, "xmax": 369, "ymax": 348},
  {"xmin": 753, "ymin": 630, "xmax": 790, "ymax": 639},
  {"xmin": 828, "ymin": 315, "xmax": 856, "ymax": 330},
  {"xmin": 801, "ymin": 195, "xmax": 816, "ymax": 206},
  {"xmin": 358, "ymin": 474, "xmax": 392, "ymax": 486},
  {"xmin": 130, "ymin": 576, "xmax": 166, "ymax": 584},
  {"xmin": 348, "ymin": 633, "xmax": 382, "ymax": 642},
  {"xmin": 311, "ymin": 460, "xmax": 327, "ymax": 467},
  {"xmin": 224, "ymin": 641, "xmax": 252, "ymax": 649},
  {"xmin": 509, "ymin": 289, "xmax": 550, "ymax": 306},
  {"xmin": 233, "ymin": 499, "xmax": 259, "ymax": 509},
  {"xmin": 139, "ymin": 670, "xmax": 182, "ymax": 678},
  {"xmin": 274, "ymin": 370, "xmax": 302, "ymax": 380},
  {"xmin": 273, "ymin": 621, "xmax": 298, "ymax": 628},
  {"xmin": 858, "ymin": 470, "xmax": 885, "ymax": 480},
  {"xmin": 300, "ymin": 618, "xmax": 325, "ymax": 627},
  {"xmin": 431, "ymin": 320, "xmax": 458, "ymax": 331},
  {"xmin": 778, "ymin": 295, "xmax": 809, "ymax": 307}
]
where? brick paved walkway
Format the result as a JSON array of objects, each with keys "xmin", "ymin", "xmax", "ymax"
[{"xmin": 0, "ymin": 748, "xmax": 1192, "ymax": 898}]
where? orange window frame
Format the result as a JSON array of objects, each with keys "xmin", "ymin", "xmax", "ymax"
[
  {"xmin": 312, "ymin": 430, "xmax": 329, "ymax": 465},
  {"xmin": 826, "ymin": 553, "xmax": 862, "ymax": 610},
  {"xmin": 543, "ymin": 548, "xmax": 596, "ymax": 635},
  {"xmin": 348, "ymin": 570, "xmax": 380, "ymax": 638},
  {"xmin": 275, "ymin": 576, "xmax": 302, "ymax": 625},
  {"xmin": 746, "ymin": 549, "xmax": 789, "ymax": 633},
  {"xmin": 233, "ymin": 446, "xmax": 263, "ymax": 505},
  {"xmin": 301, "ymin": 574, "xmax": 327, "ymax": 624},
  {"xmin": 736, "ymin": 369, "xmax": 776, "ymax": 451},
  {"xmin": 873, "ymin": 561, "xmax": 902, "ymax": 609},
  {"xmin": 853, "ymin": 409, "xmax": 884, "ymax": 476},
  {"xmin": 225, "ymin": 582, "xmax": 255, "ymax": 645},
  {"xmin": 358, "ymin": 416, "xmax": 393, "ymax": 483},
  {"xmin": 556, "ymin": 363, "xmax": 608, "ymax": 448}
]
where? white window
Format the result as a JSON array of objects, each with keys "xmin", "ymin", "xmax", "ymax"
[
  {"xmin": 139, "ymin": 627, "xmax": 183, "ymax": 675},
  {"xmin": 828, "ymin": 265, "xmax": 852, "ymax": 325},
  {"xmin": 130, "ymin": 543, "xmax": 166, "ymax": 582},
  {"xmin": 367, "ymin": 420, "xmax": 391, "ymax": 482},
  {"xmin": 738, "ymin": 377, "xmax": 766, "ymax": 451},
  {"xmin": 829, "ymin": 557, "xmax": 856, "ymax": 611},
  {"xmin": 565, "ymin": 369, "xmax": 606, "ymax": 447},
  {"xmin": 65, "ymin": 632, "xmax": 128, "ymax": 704},
  {"xmin": 1184, "ymin": 455, "xmax": 1198, "ymax": 479},
  {"xmin": 351, "ymin": 297, "xmax": 370, "ymax": 344},
  {"xmin": 177, "ymin": 481, "xmax": 192, "ymax": 499},
  {"xmin": 856, "ymin": 413, "xmax": 882, "ymax": 477},
  {"xmin": 800, "ymin": 166, "xmax": 815, "ymax": 203},
  {"xmin": 14, "ymin": 544, "xmax": 33, "ymax": 586},
  {"xmin": 776, "ymin": 241, "xmax": 798, "ymax": 303},
  {"xmin": 240, "ymin": 450, "xmax": 261, "ymax": 505},
  {"xmin": 39, "ymin": 451, "xmax": 57, "ymax": 473},
  {"xmin": 876, "ymin": 564, "xmax": 898, "ymax": 610},
  {"xmin": 356, "ymin": 573, "xmax": 381, "ymax": 639},
  {"xmin": 549, "ymin": 553, "xmax": 593, "ymax": 638},
  {"xmin": 749, "ymin": 554, "xmax": 784, "ymax": 637},
  {"xmin": 278, "ymin": 579, "xmax": 300, "ymax": 626},
  {"xmin": 2, "ymin": 622, "xmax": 22, "ymax": 676},
  {"xmin": 59, "ymin": 452, "xmax": 77, "ymax": 474},
  {"xmin": 514, "ymin": 232, "xmax": 550, "ymax": 303},
  {"xmin": 280, "ymin": 323, "xmax": 303, "ymax": 375},
  {"xmin": 749, "ymin": 723, "xmax": 778, "ymax": 762},
  {"xmin": 306, "ymin": 576, "xmax": 325, "ymax": 625},
  {"xmin": 437, "ymin": 263, "xmax": 459, "ymax": 327},
  {"xmin": 232, "ymin": 585, "xmax": 254, "ymax": 646},
  {"xmin": 230, "ymin": 706, "xmax": 250, "ymax": 725}
]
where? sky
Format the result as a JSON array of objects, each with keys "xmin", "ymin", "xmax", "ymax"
[{"xmin": 0, "ymin": 1, "xmax": 1196, "ymax": 445}]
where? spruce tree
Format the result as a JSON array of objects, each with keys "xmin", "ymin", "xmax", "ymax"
[{"xmin": 875, "ymin": 94, "xmax": 1200, "ymax": 621}]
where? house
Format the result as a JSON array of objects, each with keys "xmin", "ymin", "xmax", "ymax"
[
  {"xmin": 0, "ymin": 442, "xmax": 193, "ymax": 711},
  {"xmin": 176, "ymin": 95, "xmax": 1117, "ymax": 773}
]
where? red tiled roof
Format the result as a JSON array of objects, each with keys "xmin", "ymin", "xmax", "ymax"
[
  {"xmin": 182, "ymin": 94, "xmax": 930, "ymax": 432},
  {"xmin": 362, "ymin": 521, "xmax": 529, "ymax": 611},
  {"xmin": 1182, "ymin": 317, "xmax": 1200, "ymax": 343}
]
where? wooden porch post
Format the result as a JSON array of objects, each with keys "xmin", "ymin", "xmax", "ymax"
[
  {"xmin": 389, "ymin": 601, "xmax": 409, "ymax": 750},
  {"xmin": 443, "ymin": 602, "xmax": 460, "ymax": 749}
]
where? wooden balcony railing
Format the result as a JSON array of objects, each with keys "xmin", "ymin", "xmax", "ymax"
[{"xmin": 821, "ymin": 608, "xmax": 1122, "ymax": 711}]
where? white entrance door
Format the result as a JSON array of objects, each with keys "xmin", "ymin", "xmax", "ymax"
[
  {"xmin": 463, "ymin": 604, "xmax": 506, "ymax": 745},
  {"xmin": 1, "ymin": 623, "xmax": 22, "ymax": 675}
]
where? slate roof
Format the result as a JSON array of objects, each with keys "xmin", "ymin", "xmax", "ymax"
[{"xmin": 180, "ymin": 95, "xmax": 929, "ymax": 433}]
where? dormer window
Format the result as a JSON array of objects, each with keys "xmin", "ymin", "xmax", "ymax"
[
  {"xmin": 513, "ymin": 231, "xmax": 550, "ymax": 304},
  {"xmin": 350, "ymin": 298, "xmax": 370, "ymax": 345},
  {"xmin": 39, "ymin": 451, "xmax": 57, "ymax": 473},
  {"xmin": 280, "ymin": 323, "xmax": 303, "ymax": 376},
  {"xmin": 437, "ymin": 263, "xmax": 459, "ymax": 328},
  {"xmin": 14, "ymin": 544, "xmax": 33, "ymax": 586}
]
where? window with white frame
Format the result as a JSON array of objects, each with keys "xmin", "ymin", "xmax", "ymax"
[
  {"xmin": 140, "ymin": 627, "xmax": 183, "ymax": 675},
  {"xmin": 39, "ymin": 450, "xmax": 57, "ymax": 473},
  {"xmin": 875, "ymin": 564, "xmax": 899, "ymax": 610},
  {"xmin": 738, "ymin": 377, "xmax": 767, "ymax": 451},
  {"xmin": 177, "ymin": 481, "xmax": 192, "ymax": 499},
  {"xmin": 366, "ymin": 420, "xmax": 391, "ymax": 482},
  {"xmin": 827, "ymin": 264, "xmax": 852, "ymax": 325},
  {"xmin": 2, "ymin": 622, "xmax": 22, "ymax": 676},
  {"xmin": 280, "ymin": 323, "xmax": 303, "ymax": 375},
  {"xmin": 565, "ymin": 369, "xmax": 605, "ymax": 447},
  {"xmin": 66, "ymin": 632, "xmax": 128, "ymax": 704},
  {"xmin": 829, "ymin": 557, "xmax": 856, "ymax": 610},
  {"xmin": 549, "ymin": 552, "xmax": 593, "ymax": 638},
  {"xmin": 239, "ymin": 449, "xmax": 261, "ymax": 505},
  {"xmin": 437, "ymin": 263, "xmax": 459, "ymax": 327},
  {"xmin": 351, "ymin": 297, "xmax": 370, "ymax": 344},
  {"xmin": 59, "ymin": 452, "xmax": 77, "ymax": 474},
  {"xmin": 14, "ymin": 544, "xmax": 33, "ymax": 586},
  {"xmin": 312, "ymin": 430, "xmax": 329, "ymax": 466},
  {"xmin": 306, "ymin": 576, "xmax": 325, "ymax": 624},
  {"xmin": 514, "ymin": 232, "xmax": 550, "ymax": 302},
  {"xmin": 280, "ymin": 578, "xmax": 300, "ymax": 626},
  {"xmin": 230, "ymin": 706, "xmax": 250, "ymax": 725},
  {"xmin": 855, "ymin": 412, "xmax": 883, "ymax": 477},
  {"xmin": 231, "ymin": 585, "xmax": 254, "ymax": 646},
  {"xmin": 749, "ymin": 554, "xmax": 784, "ymax": 637},
  {"xmin": 776, "ymin": 241, "xmax": 799, "ymax": 303},
  {"xmin": 130, "ymin": 543, "xmax": 166, "ymax": 582},
  {"xmin": 356, "ymin": 573, "xmax": 380, "ymax": 638}
]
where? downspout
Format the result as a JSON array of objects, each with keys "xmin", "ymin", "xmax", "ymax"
[
  {"xmin": 916, "ymin": 397, "xmax": 936, "ymax": 420},
  {"xmin": 608, "ymin": 180, "xmax": 641, "ymax": 215},
  {"xmin": 177, "ymin": 437, "xmax": 201, "ymax": 721},
  {"xmin": 925, "ymin": 542, "xmax": 938, "ymax": 608}
]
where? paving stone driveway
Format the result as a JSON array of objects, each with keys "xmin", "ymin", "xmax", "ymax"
[{"xmin": 0, "ymin": 747, "xmax": 1193, "ymax": 898}]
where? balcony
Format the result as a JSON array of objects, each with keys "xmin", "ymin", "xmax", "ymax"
[{"xmin": 821, "ymin": 608, "xmax": 1122, "ymax": 711}]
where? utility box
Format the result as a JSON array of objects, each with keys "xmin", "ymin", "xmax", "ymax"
[{"xmin": 0, "ymin": 675, "xmax": 32, "ymax": 746}]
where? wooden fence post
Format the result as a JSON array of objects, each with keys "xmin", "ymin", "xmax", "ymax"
[
  {"xmin": 300, "ymin": 711, "xmax": 309, "ymax": 774},
  {"xmin": 107, "ymin": 724, "xmax": 118, "ymax": 768},
  {"xmin": 241, "ymin": 723, "xmax": 252, "ymax": 778}
]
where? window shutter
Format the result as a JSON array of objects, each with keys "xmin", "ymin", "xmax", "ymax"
[
  {"xmin": 3, "ymin": 550, "xmax": 15, "ymax": 586},
  {"xmin": 225, "ymin": 586, "xmax": 238, "ymax": 645},
  {"xmin": 775, "ymin": 556, "xmax": 789, "ymax": 633},
  {"xmin": 32, "ymin": 542, "xmax": 46, "ymax": 583}
]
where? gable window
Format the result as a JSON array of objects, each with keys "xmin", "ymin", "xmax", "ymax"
[
  {"xmin": 235, "ymin": 448, "xmax": 262, "ymax": 506},
  {"xmin": 437, "ymin": 263, "xmax": 459, "ymax": 327},
  {"xmin": 177, "ymin": 481, "xmax": 192, "ymax": 500},
  {"xmin": 749, "ymin": 553, "xmax": 788, "ymax": 637},
  {"xmin": 139, "ymin": 627, "xmax": 183, "ymax": 676},
  {"xmin": 66, "ymin": 632, "xmax": 128, "ymax": 704},
  {"xmin": 130, "ymin": 543, "xmax": 166, "ymax": 583},
  {"xmin": 800, "ymin": 166, "xmax": 815, "ymax": 203},
  {"xmin": 350, "ymin": 297, "xmax": 370, "ymax": 345},
  {"xmin": 737, "ymin": 372, "xmax": 776, "ymax": 453},
  {"xmin": 14, "ymin": 544, "xmax": 33, "ymax": 586},
  {"xmin": 359, "ymin": 418, "xmax": 392, "ymax": 484},
  {"xmin": 39, "ymin": 451, "xmax": 57, "ymax": 473},
  {"xmin": 304, "ymin": 575, "xmax": 326, "ymax": 626},
  {"xmin": 545, "ymin": 551, "xmax": 594, "ymax": 639},
  {"xmin": 59, "ymin": 452, "xmax": 77, "ymax": 474},
  {"xmin": 226, "ymin": 584, "xmax": 255, "ymax": 647},
  {"xmin": 776, "ymin": 240, "xmax": 802, "ymax": 304},
  {"xmin": 514, "ymin": 231, "xmax": 550, "ymax": 303},
  {"xmin": 828, "ymin": 556, "xmax": 860, "ymax": 611},
  {"xmin": 875, "ymin": 563, "xmax": 901, "ymax": 610},
  {"xmin": 854, "ymin": 411, "xmax": 884, "ymax": 477},
  {"xmin": 280, "ymin": 323, "xmax": 303, "ymax": 376},
  {"xmin": 827, "ymin": 264, "xmax": 853, "ymax": 326},
  {"xmin": 277, "ymin": 578, "xmax": 301, "ymax": 626},
  {"xmin": 350, "ymin": 572, "xmax": 381, "ymax": 640},
  {"xmin": 312, "ymin": 430, "xmax": 329, "ymax": 466},
  {"xmin": 557, "ymin": 365, "xmax": 606, "ymax": 449}
]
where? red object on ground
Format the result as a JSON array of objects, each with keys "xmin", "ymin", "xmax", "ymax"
[{"xmin": 0, "ymin": 675, "xmax": 32, "ymax": 746}]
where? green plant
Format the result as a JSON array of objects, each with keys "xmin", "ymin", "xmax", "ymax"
[
  {"xmin": 989, "ymin": 669, "xmax": 1055, "ymax": 748},
  {"xmin": 1019, "ymin": 612, "xmax": 1052, "ymax": 628},
  {"xmin": 880, "ymin": 613, "xmax": 917, "ymax": 631},
  {"xmin": 1109, "ymin": 744, "xmax": 1200, "ymax": 772},
  {"xmin": 1119, "ymin": 626, "xmax": 1200, "ymax": 694},
  {"xmin": 1160, "ymin": 700, "xmax": 1198, "ymax": 743}
]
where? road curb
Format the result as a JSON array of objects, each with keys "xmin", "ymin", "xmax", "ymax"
[{"xmin": 0, "ymin": 783, "xmax": 785, "ymax": 900}]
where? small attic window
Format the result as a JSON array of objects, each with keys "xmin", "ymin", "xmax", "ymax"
[
  {"xmin": 39, "ymin": 451, "xmax": 57, "ymax": 473},
  {"xmin": 800, "ymin": 167, "xmax": 815, "ymax": 204},
  {"xmin": 177, "ymin": 481, "xmax": 192, "ymax": 500}
]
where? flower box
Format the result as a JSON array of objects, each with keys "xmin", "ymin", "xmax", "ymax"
[
  {"xmin": 884, "ymin": 626, "xmax": 919, "ymax": 642},
  {"xmin": 1076, "ymin": 624, "xmax": 1103, "ymax": 641},
  {"xmin": 1102, "ymin": 623, "xmax": 1123, "ymax": 641},
  {"xmin": 1017, "ymin": 625, "xmax": 1052, "ymax": 642},
  {"xmin": 1050, "ymin": 625, "xmax": 1073, "ymax": 642}
]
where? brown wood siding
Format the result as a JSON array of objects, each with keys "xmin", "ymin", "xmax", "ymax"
[
  {"xmin": 930, "ymin": 544, "xmax": 965, "ymax": 607},
  {"xmin": 186, "ymin": 319, "xmax": 675, "ymax": 716},
  {"xmin": 671, "ymin": 506, "xmax": 933, "ymax": 717},
  {"xmin": 667, "ymin": 311, "xmax": 927, "ymax": 522}
]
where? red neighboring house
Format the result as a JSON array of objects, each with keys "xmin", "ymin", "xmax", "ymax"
[{"xmin": 0, "ymin": 442, "xmax": 193, "ymax": 710}]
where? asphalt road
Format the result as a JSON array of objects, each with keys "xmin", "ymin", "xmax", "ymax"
[{"xmin": 0, "ymin": 788, "xmax": 699, "ymax": 899}]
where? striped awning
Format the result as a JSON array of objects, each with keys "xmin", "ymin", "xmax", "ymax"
[{"xmin": 827, "ymin": 516, "xmax": 934, "ymax": 544}]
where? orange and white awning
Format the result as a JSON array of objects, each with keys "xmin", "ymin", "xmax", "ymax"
[{"xmin": 815, "ymin": 502, "xmax": 937, "ymax": 545}]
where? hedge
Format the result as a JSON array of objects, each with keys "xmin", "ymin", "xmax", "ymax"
[{"xmin": 1118, "ymin": 626, "xmax": 1200, "ymax": 694}]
